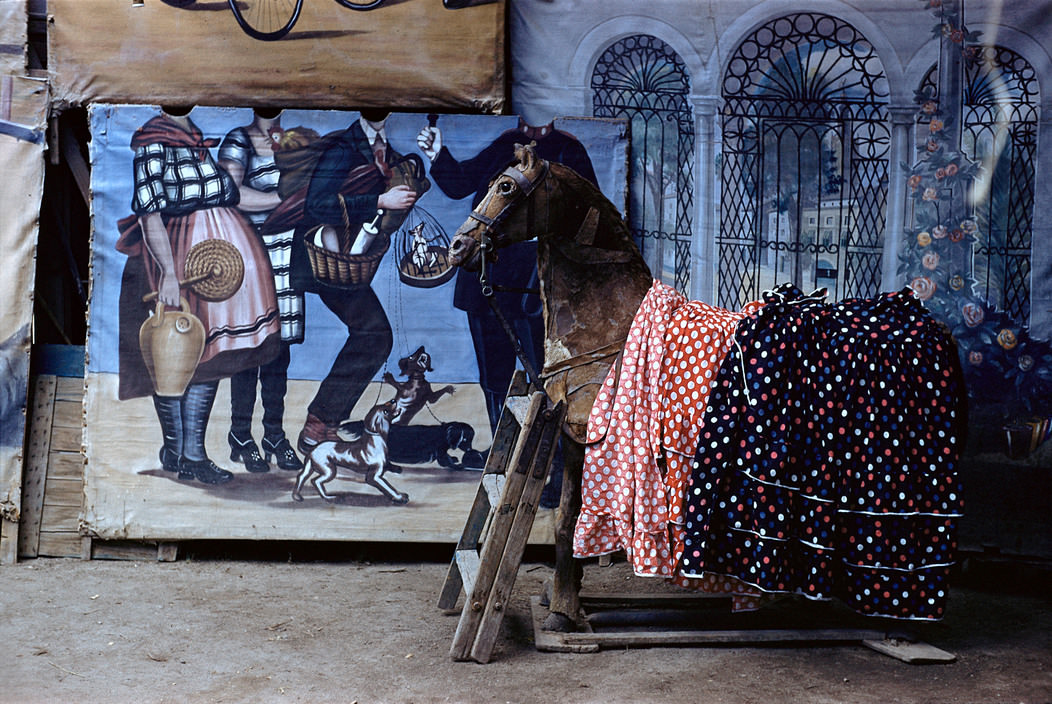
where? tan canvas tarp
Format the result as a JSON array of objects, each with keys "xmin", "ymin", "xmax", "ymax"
[
  {"xmin": 0, "ymin": 0, "xmax": 26, "ymax": 76},
  {"xmin": 48, "ymin": 0, "xmax": 505, "ymax": 111},
  {"xmin": 0, "ymin": 75, "xmax": 47, "ymax": 522}
]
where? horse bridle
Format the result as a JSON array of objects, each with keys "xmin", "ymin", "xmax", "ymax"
[
  {"xmin": 467, "ymin": 159, "xmax": 550, "ymax": 295},
  {"xmin": 465, "ymin": 158, "xmax": 550, "ymax": 389}
]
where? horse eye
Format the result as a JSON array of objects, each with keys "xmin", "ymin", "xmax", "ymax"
[{"xmin": 498, "ymin": 180, "xmax": 515, "ymax": 195}]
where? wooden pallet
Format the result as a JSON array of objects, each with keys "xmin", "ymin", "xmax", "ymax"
[{"xmin": 439, "ymin": 370, "xmax": 565, "ymax": 663}]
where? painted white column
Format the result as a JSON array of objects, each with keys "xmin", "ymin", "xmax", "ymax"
[
  {"xmin": 690, "ymin": 96, "xmax": 720, "ymax": 303},
  {"xmin": 882, "ymin": 106, "xmax": 916, "ymax": 291},
  {"xmin": 1028, "ymin": 113, "xmax": 1052, "ymax": 337}
]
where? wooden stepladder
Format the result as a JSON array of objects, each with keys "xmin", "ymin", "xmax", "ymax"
[{"xmin": 439, "ymin": 370, "xmax": 565, "ymax": 663}]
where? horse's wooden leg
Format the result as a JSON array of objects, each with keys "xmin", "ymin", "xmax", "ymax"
[{"xmin": 542, "ymin": 434, "xmax": 583, "ymax": 632}]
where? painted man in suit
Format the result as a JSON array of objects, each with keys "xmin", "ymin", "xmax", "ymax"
[
  {"xmin": 416, "ymin": 117, "xmax": 599, "ymax": 432},
  {"xmin": 291, "ymin": 109, "xmax": 419, "ymax": 452}
]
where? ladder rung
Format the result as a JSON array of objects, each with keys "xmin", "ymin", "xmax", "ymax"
[
  {"xmin": 455, "ymin": 549, "xmax": 481, "ymax": 599},
  {"xmin": 504, "ymin": 395, "xmax": 531, "ymax": 426},
  {"xmin": 482, "ymin": 473, "xmax": 506, "ymax": 507}
]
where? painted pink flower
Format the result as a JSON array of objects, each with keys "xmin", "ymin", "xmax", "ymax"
[
  {"xmin": 921, "ymin": 100, "xmax": 938, "ymax": 114},
  {"xmin": 929, "ymin": 118, "xmax": 945, "ymax": 133},
  {"xmin": 968, "ymin": 350, "xmax": 983, "ymax": 366},
  {"xmin": 910, "ymin": 276, "xmax": 936, "ymax": 301},
  {"xmin": 923, "ymin": 252, "xmax": 940, "ymax": 270},
  {"xmin": 946, "ymin": 163, "xmax": 959, "ymax": 177},
  {"xmin": 962, "ymin": 302, "xmax": 985, "ymax": 327},
  {"xmin": 923, "ymin": 187, "xmax": 939, "ymax": 201},
  {"xmin": 935, "ymin": 167, "xmax": 946, "ymax": 180},
  {"xmin": 997, "ymin": 329, "xmax": 1018, "ymax": 350},
  {"xmin": 950, "ymin": 29, "xmax": 964, "ymax": 43},
  {"xmin": 932, "ymin": 224, "xmax": 948, "ymax": 239},
  {"xmin": 908, "ymin": 174, "xmax": 923, "ymax": 190},
  {"xmin": 949, "ymin": 229, "xmax": 964, "ymax": 242},
  {"xmin": 926, "ymin": 139, "xmax": 940, "ymax": 152}
]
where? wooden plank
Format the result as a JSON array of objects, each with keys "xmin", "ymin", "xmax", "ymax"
[
  {"xmin": 52, "ymin": 399, "xmax": 83, "ymax": 428},
  {"xmin": 505, "ymin": 396, "xmax": 531, "ymax": 426},
  {"xmin": 36, "ymin": 531, "xmax": 83, "ymax": 558},
  {"xmin": 18, "ymin": 375, "xmax": 56, "ymax": 559},
  {"xmin": 1, "ymin": 519, "xmax": 18, "ymax": 565},
  {"xmin": 42, "ymin": 476, "xmax": 84, "ymax": 507},
  {"xmin": 158, "ymin": 542, "xmax": 179, "ymax": 562},
  {"xmin": 482, "ymin": 473, "xmax": 505, "ymax": 508},
  {"xmin": 556, "ymin": 625, "xmax": 888, "ymax": 648},
  {"xmin": 54, "ymin": 374, "xmax": 84, "ymax": 399},
  {"xmin": 862, "ymin": 638, "xmax": 956, "ymax": 664},
  {"xmin": 580, "ymin": 592, "xmax": 732, "ymax": 608},
  {"xmin": 59, "ymin": 119, "xmax": 90, "ymax": 205},
  {"xmin": 49, "ymin": 425, "xmax": 82, "ymax": 453},
  {"xmin": 40, "ymin": 503, "xmax": 80, "ymax": 532},
  {"xmin": 45, "ymin": 452, "xmax": 84, "ymax": 479},
  {"xmin": 470, "ymin": 400, "xmax": 564, "ymax": 663},
  {"xmin": 454, "ymin": 549, "xmax": 480, "ymax": 600},
  {"xmin": 91, "ymin": 540, "xmax": 162, "ymax": 561}
]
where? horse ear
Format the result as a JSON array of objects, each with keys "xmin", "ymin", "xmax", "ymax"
[{"xmin": 514, "ymin": 141, "xmax": 538, "ymax": 172}]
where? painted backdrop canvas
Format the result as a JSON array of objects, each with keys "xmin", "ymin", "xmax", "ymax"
[
  {"xmin": 49, "ymin": 0, "xmax": 504, "ymax": 111},
  {"xmin": 0, "ymin": 76, "xmax": 47, "ymax": 524},
  {"xmin": 84, "ymin": 104, "xmax": 628, "ymax": 541}
]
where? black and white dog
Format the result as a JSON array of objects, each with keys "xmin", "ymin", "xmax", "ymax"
[{"xmin": 294, "ymin": 401, "xmax": 408, "ymax": 504}]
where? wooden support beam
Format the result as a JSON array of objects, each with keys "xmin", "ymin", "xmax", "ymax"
[{"xmin": 18, "ymin": 375, "xmax": 56, "ymax": 559}]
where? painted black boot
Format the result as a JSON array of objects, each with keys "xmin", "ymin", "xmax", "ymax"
[
  {"xmin": 153, "ymin": 395, "xmax": 193, "ymax": 480},
  {"xmin": 261, "ymin": 434, "xmax": 303, "ymax": 471},
  {"xmin": 228, "ymin": 430, "xmax": 270, "ymax": 473},
  {"xmin": 181, "ymin": 382, "xmax": 232, "ymax": 485}
]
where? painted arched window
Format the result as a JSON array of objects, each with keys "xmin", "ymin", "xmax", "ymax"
[
  {"xmin": 591, "ymin": 34, "xmax": 694, "ymax": 293},
  {"xmin": 920, "ymin": 46, "xmax": 1040, "ymax": 323},
  {"xmin": 719, "ymin": 13, "xmax": 890, "ymax": 308}
]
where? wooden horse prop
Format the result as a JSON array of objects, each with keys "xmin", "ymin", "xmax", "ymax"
[{"xmin": 447, "ymin": 143, "xmax": 653, "ymax": 631}]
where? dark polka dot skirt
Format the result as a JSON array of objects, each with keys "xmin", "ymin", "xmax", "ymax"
[{"xmin": 678, "ymin": 285, "xmax": 966, "ymax": 620}]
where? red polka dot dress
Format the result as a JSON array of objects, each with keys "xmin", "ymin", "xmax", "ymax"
[
  {"xmin": 574, "ymin": 280, "xmax": 683, "ymax": 571},
  {"xmin": 573, "ymin": 281, "xmax": 767, "ymax": 608}
]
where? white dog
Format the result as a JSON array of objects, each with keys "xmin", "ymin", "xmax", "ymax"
[{"xmin": 292, "ymin": 401, "xmax": 408, "ymax": 504}]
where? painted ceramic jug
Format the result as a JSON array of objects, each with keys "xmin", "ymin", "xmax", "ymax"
[{"xmin": 139, "ymin": 298, "xmax": 205, "ymax": 397}]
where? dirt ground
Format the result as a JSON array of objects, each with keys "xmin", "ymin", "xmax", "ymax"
[{"xmin": 1, "ymin": 544, "xmax": 1049, "ymax": 704}]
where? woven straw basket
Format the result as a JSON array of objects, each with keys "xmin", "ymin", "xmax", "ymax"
[{"xmin": 305, "ymin": 227, "xmax": 389, "ymax": 288}]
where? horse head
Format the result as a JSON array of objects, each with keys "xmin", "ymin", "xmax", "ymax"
[{"xmin": 447, "ymin": 142, "xmax": 550, "ymax": 271}]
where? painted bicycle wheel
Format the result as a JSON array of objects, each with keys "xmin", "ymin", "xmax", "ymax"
[
  {"xmin": 333, "ymin": 0, "xmax": 384, "ymax": 9},
  {"xmin": 228, "ymin": 0, "xmax": 303, "ymax": 41}
]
